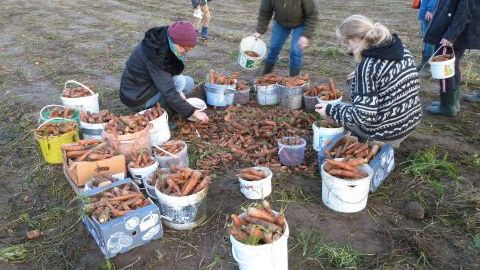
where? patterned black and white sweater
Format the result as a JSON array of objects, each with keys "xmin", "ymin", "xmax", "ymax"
[{"xmin": 326, "ymin": 34, "xmax": 422, "ymax": 141}]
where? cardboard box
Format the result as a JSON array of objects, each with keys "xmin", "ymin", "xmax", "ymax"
[
  {"xmin": 317, "ymin": 135, "xmax": 395, "ymax": 192},
  {"xmin": 82, "ymin": 179, "xmax": 163, "ymax": 258},
  {"xmin": 62, "ymin": 142, "xmax": 127, "ymax": 188},
  {"xmin": 63, "ymin": 165, "xmax": 125, "ymax": 195}
]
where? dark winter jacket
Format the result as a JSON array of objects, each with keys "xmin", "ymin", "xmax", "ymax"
[
  {"xmin": 256, "ymin": 0, "xmax": 319, "ymax": 39},
  {"xmin": 326, "ymin": 35, "xmax": 422, "ymax": 141},
  {"xmin": 424, "ymin": 0, "xmax": 480, "ymax": 49},
  {"xmin": 120, "ymin": 27, "xmax": 195, "ymax": 119},
  {"xmin": 191, "ymin": 0, "xmax": 208, "ymax": 8}
]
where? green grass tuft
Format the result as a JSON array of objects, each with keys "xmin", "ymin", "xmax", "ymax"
[{"xmin": 405, "ymin": 148, "xmax": 458, "ymax": 180}]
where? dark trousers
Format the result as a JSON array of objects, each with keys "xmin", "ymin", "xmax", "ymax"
[{"xmin": 439, "ymin": 45, "xmax": 465, "ymax": 92}]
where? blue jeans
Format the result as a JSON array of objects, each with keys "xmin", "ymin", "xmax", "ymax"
[
  {"xmin": 266, "ymin": 22, "xmax": 304, "ymax": 70},
  {"xmin": 144, "ymin": 75, "xmax": 194, "ymax": 109},
  {"xmin": 420, "ymin": 19, "xmax": 435, "ymax": 58}
]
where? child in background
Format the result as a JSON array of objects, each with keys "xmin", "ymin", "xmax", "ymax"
[
  {"xmin": 416, "ymin": 0, "xmax": 437, "ymax": 71},
  {"xmin": 191, "ymin": 0, "xmax": 211, "ymax": 40}
]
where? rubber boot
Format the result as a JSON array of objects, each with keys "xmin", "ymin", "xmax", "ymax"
[
  {"xmin": 430, "ymin": 88, "xmax": 461, "ymax": 111},
  {"xmin": 263, "ymin": 62, "xmax": 274, "ymax": 75},
  {"xmin": 200, "ymin": 26, "xmax": 208, "ymax": 40},
  {"xmin": 463, "ymin": 90, "xmax": 480, "ymax": 102},
  {"xmin": 426, "ymin": 89, "xmax": 458, "ymax": 116},
  {"xmin": 416, "ymin": 53, "xmax": 428, "ymax": 72},
  {"xmin": 289, "ymin": 66, "xmax": 301, "ymax": 77}
]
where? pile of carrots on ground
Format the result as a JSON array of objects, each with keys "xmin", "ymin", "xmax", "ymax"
[
  {"xmin": 140, "ymin": 102, "xmax": 164, "ymax": 122},
  {"xmin": 48, "ymin": 106, "xmax": 75, "ymax": 119},
  {"xmin": 104, "ymin": 115, "xmax": 149, "ymax": 135},
  {"xmin": 154, "ymin": 140, "xmax": 184, "ymax": 157},
  {"xmin": 128, "ymin": 151, "xmax": 155, "ymax": 168},
  {"xmin": 279, "ymin": 74, "xmax": 309, "ymax": 88},
  {"xmin": 324, "ymin": 158, "xmax": 369, "ymax": 180},
  {"xmin": 155, "ymin": 165, "xmax": 210, "ymax": 196},
  {"xmin": 237, "ymin": 167, "xmax": 269, "ymax": 181},
  {"xmin": 80, "ymin": 110, "xmax": 112, "ymax": 124},
  {"xmin": 255, "ymin": 73, "xmax": 282, "ymax": 86},
  {"xmin": 83, "ymin": 183, "xmax": 151, "ymax": 224},
  {"xmin": 208, "ymin": 69, "xmax": 240, "ymax": 85},
  {"xmin": 36, "ymin": 121, "xmax": 76, "ymax": 137},
  {"xmin": 62, "ymin": 140, "xmax": 114, "ymax": 162},
  {"xmin": 228, "ymin": 200, "xmax": 285, "ymax": 245},
  {"xmin": 62, "ymin": 83, "xmax": 95, "ymax": 98},
  {"xmin": 324, "ymin": 136, "xmax": 380, "ymax": 162},
  {"xmin": 305, "ymin": 79, "xmax": 342, "ymax": 100}
]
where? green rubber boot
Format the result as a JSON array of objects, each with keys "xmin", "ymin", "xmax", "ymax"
[
  {"xmin": 429, "ymin": 87, "xmax": 461, "ymax": 111},
  {"xmin": 426, "ymin": 89, "xmax": 459, "ymax": 116}
]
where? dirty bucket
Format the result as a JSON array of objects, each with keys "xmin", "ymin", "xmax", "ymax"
[
  {"xmin": 321, "ymin": 161, "xmax": 373, "ymax": 213},
  {"xmin": 234, "ymin": 89, "xmax": 251, "ymax": 105},
  {"xmin": 60, "ymin": 80, "xmax": 100, "ymax": 113},
  {"xmin": 205, "ymin": 82, "xmax": 236, "ymax": 107},
  {"xmin": 277, "ymin": 137, "xmax": 306, "ymax": 166},
  {"xmin": 79, "ymin": 121, "xmax": 104, "ymax": 140},
  {"xmin": 138, "ymin": 109, "xmax": 170, "ymax": 147},
  {"xmin": 155, "ymin": 184, "xmax": 208, "ymax": 230},
  {"xmin": 128, "ymin": 158, "xmax": 159, "ymax": 181},
  {"xmin": 312, "ymin": 122, "xmax": 345, "ymax": 152},
  {"xmin": 255, "ymin": 84, "xmax": 280, "ymax": 105},
  {"xmin": 429, "ymin": 46, "xmax": 455, "ymax": 79},
  {"xmin": 279, "ymin": 84, "xmax": 306, "ymax": 110},
  {"xmin": 154, "ymin": 140, "xmax": 189, "ymax": 168},
  {"xmin": 238, "ymin": 36, "xmax": 267, "ymax": 70},
  {"xmin": 238, "ymin": 167, "xmax": 273, "ymax": 200},
  {"xmin": 103, "ymin": 125, "xmax": 151, "ymax": 162},
  {"xmin": 231, "ymin": 211, "xmax": 289, "ymax": 270},
  {"xmin": 39, "ymin": 104, "xmax": 80, "ymax": 123},
  {"xmin": 143, "ymin": 168, "xmax": 169, "ymax": 201},
  {"xmin": 35, "ymin": 118, "xmax": 79, "ymax": 164},
  {"xmin": 303, "ymin": 94, "xmax": 319, "ymax": 111}
]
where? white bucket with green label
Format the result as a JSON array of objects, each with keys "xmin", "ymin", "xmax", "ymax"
[{"xmin": 238, "ymin": 36, "xmax": 267, "ymax": 70}]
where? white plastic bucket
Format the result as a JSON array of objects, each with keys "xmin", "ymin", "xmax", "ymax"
[
  {"xmin": 205, "ymin": 84, "xmax": 235, "ymax": 107},
  {"xmin": 79, "ymin": 121, "xmax": 104, "ymax": 140},
  {"xmin": 312, "ymin": 123, "xmax": 345, "ymax": 152},
  {"xmin": 316, "ymin": 96, "xmax": 343, "ymax": 108},
  {"xmin": 230, "ymin": 212, "xmax": 289, "ymax": 270},
  {"xmin": 278, "ymin": 137, "xmax": 307, "ymax": 166},
  {"xmin": 238, "ymin": 167, "xmax": 273, "ymax": 200},
  {"xmin": 154, "ymin": 141, "xmax": 189, "ymax": 168},
  {"xmin": 238, "ymin": 36, "xmax": 267, "ymax": 70},
  {"xmin": 321, "ymin": 161, "xmax": 373, "ymax": 213},
  {"xmin": 138, "ymin": 109, "xmax": 170, "ymax": 146},
  {"xmin": 278, "ymin": 84, "xmax": 306, "ymax": 110},
  {"xmin": 128, "ymin": 159, "xmax": 159, "ymax": 181},
  {"xmin": 186, "ymin": 98, "xmax": 207, "ymax": 121},
  {"xmin": 256, "ymin": 84, "xmax": 279, "ymax": 105},
  {"xmin": 155, "ymin": 185, "xmax": 208, "ymax": 230},
  {"xmin": 60, "ymin": 80, "xmax": 100, "ymax": 113},
  {"xmin": 428, "ymin": 46, "xmax": 455, "ymax": 79}
]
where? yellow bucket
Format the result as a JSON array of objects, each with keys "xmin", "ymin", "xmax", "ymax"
[{"xmin": 35, "ymin": 118, "xmax": 79, "ymax": 164}]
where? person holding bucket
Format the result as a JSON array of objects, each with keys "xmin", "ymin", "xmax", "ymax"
[
  {"xmin": 424, "ymin": 0, "xmax": 480, "ymax": 114},
  {"xmin": 191, "ymin": 0, "xmax": 211, "ymax": 40},
  {"xmin": 254, "ymin": 0, "xmax": 319, "ymax": 77},
  {"xmin": 315, "ymin": 15, "xmax": 422, "ymax": 147},
  {"xmin": 119, "ymin": 21, "xmax": 209, "ymax": 124}
]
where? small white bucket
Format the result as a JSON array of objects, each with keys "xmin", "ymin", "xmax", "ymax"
[
  {"xmin": 138, "ymin": 109, "xmax": 170, "ymax": 146},
  {"xmin": 316, "ymin": 95, "xmax": 343, "ymax": 108},
  {"xmin": 186, "ymin": 98, "xmax": 207, "ymax": 121},
  {"xmin": 230, "ymin": 212, "xmax": 289, "ymax": 270},
  {"xmin": 312, "ymin": 123, "xmax": 345, "ymax": 152},
  {"xmin": 79, "ymin": 121, "xmax": 104, "ymax": 140},
  {"xmin": 321, "ymin": 161, "xmax": 373, "ymax": 213},
  {"xmin": 238, "ymin": 36, "xmax": 267, "ymax": 70},
  {"xmin": 154, "ymin": 140, "xmax": 189, "ymax": 168},
  {"xmin": 238, "ymin": 167, "xmax": 273, "ymax": 200},
  {"xmin": 428, "ymin": 46, "xmax": 455, "ymax": 79},
  {"xmin": 155, "ymin": 185, "xmax": 208, "ymax": 230},
  {"xmin": 128, "ymin": 158, "xmax": 159, "ymax": 181},
  {"xmin": 60, "ymin": 80, "xmax": 100, "ymax": 113},
  {"xmin": 256, "ymin": 84, "xmax": 279, "ymax": 105}
]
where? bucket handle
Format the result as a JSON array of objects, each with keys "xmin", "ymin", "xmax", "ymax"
[
  {"xmin": 39, "ymin": 105, "xmax": 70, "ymax": 121},
  {"xmin": 37, "ymin": 117, "xmax": 76, "ymax": 129},
  {"xmin": 154, "ymin": 145, "xmax": 179, "ymax": 158},
  {"xmin": 428, "ymin": 45, "xmax": 455, "ymax": 63},
  {"xmin": 64, "ymin": 80, "xmax": 95, "ymax": 96}
]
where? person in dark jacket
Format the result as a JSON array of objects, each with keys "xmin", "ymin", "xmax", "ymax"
[
  {"xmin": 316, "ymin": 15, "xmax": 422, "ymax": 147},
  {"xmin": 120, "ymin": 21, "xmax": 209, "ymax": 123},
  {"xmin": 191, "ymin": 0, "xmax": 211, "ymax": 40},
  {"xmin": 254, "ymin": 0, "xmax": 318, "ymax": 76},
  {"xmin": 416, "ymin": 0, "xmax": 437, "ymax": 71},
  {"xmin": 424, "ymin": 0, "xmax": 480, "ymax": 115}
]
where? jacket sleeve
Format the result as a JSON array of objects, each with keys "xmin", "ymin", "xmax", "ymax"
[
  {"xmin": 443, "ymin": 0, "xmax": 474, "ymax": 43},
  {"xmin": 302, "ymin": 0, "xmax": 319, "ymax": 39},
  {"xmin": 146, "ymin": 61, "xmax": 195, "ymax": 119},
  {"xmin": 326, "ymin": 59, "xmax": 379, "ymax": 127},
  {"xmin": 256, "ymin": 0, "xmax": 273, "ymax": 35}
]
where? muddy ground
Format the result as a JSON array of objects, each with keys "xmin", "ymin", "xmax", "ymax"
[{"xmin": 0, "ymin": 0, "xmax": 479, "ymax": 269}]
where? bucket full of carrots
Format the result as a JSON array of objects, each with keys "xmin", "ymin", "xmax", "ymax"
[
  {"xmin": 321, "ymin": 158, "xmax": 373, "ymax": 213},
  {"xmin": 278, "ymin": 74, "xmax": 309, "ymax": 110},
  {"xmin": 238, "ymin": 36, "xmax": 267, "ymax": 70},
  {"xmin": 127, "ymin": 150, "xmax": 159, "ymax": 182},
  {"xmin": 428, "ymin": 46, "xmax": 455, "ymax": 79},
  {"xmin": 137, "ymin": 103, "xmax": 171, "ymax": 147},
  {"xmin": 255, "ymin": 73, "xmax": 282, "ymax": 106},
  {"xmin": 277, "ymin": 136, "xmax": 306, "ymax": 166},
  {"xmin": 35, "ymin": 118, "xmax": 79, "ymax": 164},
  {"xmin": 312, "ymin": 119, "xmax": 345, "ymax": 152},
  {"xmin": 39, "ymin": 105, "xmax": 80, "ymax": 123},
  {"xmin": 153, "ymin": 140, "xmax": 189, "ymax": 169},
  {"xmin": 79, "ymin": 110, "xmax": 113, "ymax": 140},
  {"xmin": 60, "ymin": 80, "xmax": 99, "ymax": 113},
  {"xmin": 237, "ymin": 167, "xmax": 273, "ymax": 200}
]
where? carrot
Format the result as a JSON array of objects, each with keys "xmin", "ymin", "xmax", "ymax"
[
  {"xmin": 193, "ymin": 176, "xmax": 210, "ymax": 193},
  {"xmin": 326, "ymin": 159, "xmax": 357, "ymax": 172},
  {"xmin": 243, "ymin": 216, "xmax": 282, "ymax": 232},
  {"xmin": 108, "ymin": 193, "xmax": 144, "ymax": 202},
  {"xmin": 263, "ymin": 231, "xmax": 273, "ymax": 244},
  {"xmin": 328, "ymin": 169, "xmax": 367, "ymax": 179},
  {"xmin": 66, "ymin": 150, "xmax": 88, "ymax": 158},
  {"xmin": 353, "ymin": 144, "xmax": 369, "ymax": 154},
  {"xmin": 249, "ymin": 224, "xmax": 263, "ymax": 239},
  {"xmin": 261, "ymin": 200, "xmax": 274, "ymax": 216},
  {"xmin": 181, "ymin": 170, "xmax": 201, "ymax": 196},
  {"xmin": 365, "ymin": 144, "xmax": 380, "ymax": 162},
  {"xmin": 106, "ymin": 202, "xmax": 130, "ymax": 217},
  {"xmin": 62, "ymin": 144, "xmax": 85, "ymax": 151},
  {"xmin": 231, "ymin": 214, "xmax": 246, "ymax": 227},
  {"xmin": 228, "ymin": 226, "xmax": 248, "ymax": 241},
  {"xmin": 346, "ymin": 158, "xmax": 366, "ymax": 167},
  {"xmin": 209, "ymin": 69, "xmax": 216, "ymax": 84},
  {"xmin": 167, "ymin": 178, "xmax": 181, "ymax": 194},
  {"xmin": 247, "ymin": 207, "xmax": 276, "ymax": 224},
  {"xmin": 275, "ymin": 214, "xmax": 286, "ymax": 227},
  {"xmin": 79, "ymin": 139, "xmax": 102, "ymax": 145}
]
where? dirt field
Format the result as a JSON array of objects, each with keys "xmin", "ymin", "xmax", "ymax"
[{"xmin": 0, "ymin": 0, "xmax": 479, "ymax": 269}]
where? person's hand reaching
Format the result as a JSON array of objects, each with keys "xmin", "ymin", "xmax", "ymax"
[{"xmin": 192, "ymin": 111, "xmax": 209, "ymax": 123}]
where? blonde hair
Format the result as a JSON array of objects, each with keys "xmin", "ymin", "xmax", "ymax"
[{"xmin": 337, "ymin": 14, "xmax": 392, "ymax": 62}]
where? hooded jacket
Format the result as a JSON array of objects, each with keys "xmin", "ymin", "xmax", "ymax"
[
  {"xmin": 326, "ymin": 35, "xmax": 422, "ymax": 141},
  {"xmin": 119, "ymin": 27, "xmax": 195, "ymax": 118}
]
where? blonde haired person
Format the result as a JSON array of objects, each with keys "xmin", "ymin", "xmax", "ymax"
[{"xmin": 316, "ymin": 15, "xmax": 422, "ymax": 147}]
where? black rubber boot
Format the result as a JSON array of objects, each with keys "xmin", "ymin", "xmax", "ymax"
[
  {"xmin": 416, "ymin": 53, "xmax": 429, "ymax": 72},
  {"xmin": 263, "ymin": 63, "xmax": 275, "ymax": 75},
  {"xmin": 200, "ymin": 26, "xmax": 208, "ymax": 40},
  {"xmin": 289, "ymin": 66, "xmax": 301, "ymax": 77},
  {"xmin": 429, "ymin": 87, "xmax": 461, "ymax": 111},
  {"xmin": 426, "ymin": 89, "xmax": 459, "ymax": 116}
]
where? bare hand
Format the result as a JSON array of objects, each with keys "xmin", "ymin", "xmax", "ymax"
[
  {"xmin": 254, "ymin": 32, "xmax": 262, "ymax": 40},
  {"xmin": 315, "ymin": 104, "xmax": 327, "ymax": 117},
  {"xmin": 298, "ymin": 36, "xmax": 309, "ymax": 49},
  {"xmin": 425, "ymin": 11, "xmax": 433, "ymax": 22},
  {"xmin": 440, "ymin": 38, "xmax": 453, "ymax": 47},
  {"xmin": 192, "ymin": 110, "xmax": 209, "ymax": 123}
]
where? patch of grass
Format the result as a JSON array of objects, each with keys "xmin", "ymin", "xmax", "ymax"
[
  {"xmin": 0, "ymin": 244, "xmax": 28, "ymax": 263},
  {"xmin": 295, "ymin": 230, "xmax": 359, "ymax": 268},
  {"xmin": 405, "ymin": 148, "xmax": 458, "ymax": 180},
  {"xmin": 200, "ymin": 254, "xmax": 222, "ymax": 270},
  {"xmin": 103, "ymin": 259, "xmax": 115, "ymax": 270},
  {"xmin": 429, "ymin": 179, "xmax": 445, "ymax": 198},
  {"xmin": 322, "ymin": 46, "xmax": 344, "ymax": 59},
  {"xmin": 471, "ymin": 233, "xmax": 480, "ymax": 249}
]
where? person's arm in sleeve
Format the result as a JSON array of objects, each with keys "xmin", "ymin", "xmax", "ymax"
[
  {"xmin": 255, "ymin": 0, "xmax": 273, "ymax": 35},
  {"xmin": 443, "ymin": 0, "xmax": 474, "ymax": 43},
  {"xmin": 146, "ymin": 61, "xmax": 195, "ymax": 119},
  {"xmin": 302, "ymin": 0, "xmax": 319, "ymax": 39},
  {"xmin": 426, "ymin": 0, "xmax": 437, "ymax": 13},
  {"xmin": 325, "ymin": 60, "xmax": 379, "ymax": 127}
]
